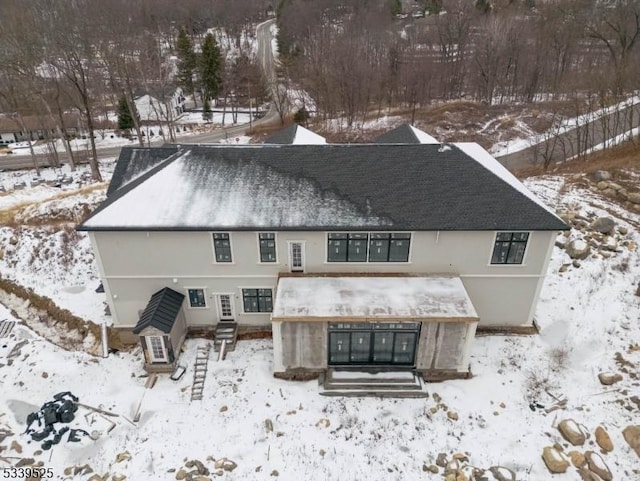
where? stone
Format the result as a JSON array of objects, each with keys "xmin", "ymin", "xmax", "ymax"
[
  {"xmin": 112, "ymin": 475, "xmax": 127, "ymax": 481},
  {"xmin": 265, "ymin": 418, "xmax": 274, "ymax": 432},
  {"xmin": 452, "ymin": 453, "xmax": 468, "ymax": 462},
  {"xmin": 566, "ymin": 239, "xmax": 591, "ymax": 260},
  {"xmin": 608, "ymin": 182, "xmax": 623, "ymax": 191},
  {"xmin": 219, "ymin": 405, "xmax": 228, "ymax": 412},
  {"xmin": 598, "ymin": 372, "xmax": 623, "ymax": 385},
  {"xmin": 619, "ymin": 226, "xmax": 629, "ymax": 235},
  {"xmin": 596, "ymin": 181, "xmax": 609, "ymax": 190},
  {"xmin": 175, "ymin": 469, "xmax": 187, "ymax": 480},
  {"xmin": 542, "ymin": 446, "xmax": 569, "ymax": 473},
  {"xmin": 568, "ymin": 450, "xmax": 586, "ymax": 467},
  {"xmin": 15, "ymin": 458, "xmax": 35, "ymax": 467},
  {"xmin": 590, "ymin": 217, "xmax": 616, "ymax": 234},
  {"xmin": 315, "ymin": 418, "xmax": 330, "ymax": 428},
  {"xmin": 447, "ymin": 411, "xmax": 459, "ymax": 421},
  {"xmin": 602, "ymin": 188, "xmax": 617, "ymax": 197},
  {"xmin": 186, "ymin": 460, "xmax": 209, "ymax": 475},
  {"xmin": 595, "ymin": 426, "xmax": 613, "ymax": 453},
  {"xmin": 622, "ymin": 425, "xmax": 640, "ymax": 458},
  {"xmin": 193, "ymin": 477, "xmax": 211, "ymax": 481},
  {"xmin": 214, "ymin": 458, "xmax": 237, "ymax": 472},
  {"xmin": 558, "ymin": 419, "xmax": 586, "ymax": 446},
  {"xmin": 594, "ymin": 171, "xmax": 611, "ymax": 181},
  {"xmin": 628, "ymin": 192, "xmax": 640, "ymax": 204},
  {"xmin": 572, "ymin": 260, "xmax": 581, "ymax": 268},
  {"xmin": 425, "ymin": 464, "xmax": 439, "ymax": 473},
  {"xmin": 436, "ymin": 453, "xmax": 448, "ymax": 468},
  {"xmin": 555, "ymin": 236, "xmax": 568, "ymax": 249},
  {"xmin": 74, "ymin": 465, "xmax": 93, "ymax": 475},
  {"xmin": 602, "ymin": 236, "xmax": 618, "ymax": 251},
  {"xmin": 489, "ymin": 466, "xmax": 516, "ymax": 481},
  {"xmin": 618, "ymin": 188, "xmax": 629, "ymax": 200},
  {"xmin": 445, "ymin": 474, "xmax": 456, "ymax": 481},
  {"xmin": 559, "ymin": 264, "xmax": 569, "ymax": 273},
  {"xmin": 87, "ymin": 476, "xmax": 108, "ymax": 481},
  {"xmin": 10, "ymin": 440, "xmax": 22, "ymax": 453},
  {"xmin": 270, "ymin": 470, "xmax": 279, "ymax": 476},
  {"xmin": 577, "ymin": 467, "xmax": 604, "ymax": 481},
  {"xmin": 116, "ymin": 451, "xmax": 131, "ymax": 463},
  {"xmin": 585, "ymin": 451, "xmax": 612, "ymax": 481},
  {"xmin": 41, "ymin": 372, "xmax": 48, "ymax": 378}
]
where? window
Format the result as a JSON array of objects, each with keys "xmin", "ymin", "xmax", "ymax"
[
  {"xmin": 327, "ymin": 233, "xmax": 368, "ymax": 262},
  {"xmin": 491, "ymin": 232, "xmax": 529, "ymax": 264},
  {"xmin": 188, "ymin": 288, "xmax": 207, "ymax": 308},
  {"xmin": 147, "ymin": 336, "xmax": 167, "ymax": 362},
  {"xmin": 213, "ymin": 233, "xmax": 232, "ymax": 262},
  {"xmin": 369, "ymin": 233, "xmax": 411, "ymax": 262},
  {"xmin": 259, "ymin": 233, "xmax": 277, "ymax": 262},
  {"xmin": 242, "ymin": 288, "xmax": 273, "ymax": 313}
]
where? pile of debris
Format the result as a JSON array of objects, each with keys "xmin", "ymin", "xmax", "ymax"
[
  {"xmin": 423, "ymin": 452, "xmax": 517, "ymax": 481},
  {"xmin": 24, "ymin": 392, "xmax": 89, "ymax": 450}
]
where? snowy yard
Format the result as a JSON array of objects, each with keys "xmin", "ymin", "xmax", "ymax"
[{"xmin": 0, "ymin": 163, "xmax": 639, "ymax": 480}]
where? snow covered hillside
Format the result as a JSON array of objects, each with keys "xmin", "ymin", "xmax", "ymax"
[{"xmin": 0, "ymin": 164, "xmax": 638, "ymax": 481}]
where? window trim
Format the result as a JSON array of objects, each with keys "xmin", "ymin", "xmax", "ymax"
[
  {"xmin": 240, "ymin": 287, "xmax": 274, "ymax": 314},
  {"xmin": 257, "ymin": 232, "xmax": 278, "ymax": 264},
  {"xmin": 185, "ymin": 287, "xmax": 209, "ymax": 309},
  {"xmin": 488, "ymin": 231, "xmax": 531, "ymax": 266},
  {"xmin": 211, "ymin": 232, "xmax": 234, "ymax": 264},
  {"xmin": 324, "ymin": 232, "xmax": 413, "ymax": 264}
]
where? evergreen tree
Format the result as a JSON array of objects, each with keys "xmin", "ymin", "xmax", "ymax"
[
  {"xmin": 176, "ymin": 27, "xmax": 197, "ymax": 107},
  {"xmin": 390, "ymin": 0, "xmax": 402, "ymax": 16},
  {"xmin": 202, "ymin": 98, "xmax": 212, "ymax": 122},
  {"xmin": 117, "ymin": 95, "xmax": 134, "ymax": 131},
  {"xmin": 422, "ymin": 0, "xmax": 443, "ymax": 15},
  {"xmin": 200, "ymin": 33, "xmax": 223, "ymax": 101}
]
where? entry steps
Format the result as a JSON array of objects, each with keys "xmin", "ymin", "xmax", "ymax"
[
  {"xmin": 214, "ymin": 322, "xmax": 238, "ymax": 352},
  {"xmin": 191, "ymin": 345, "xmax": 211, "ymax": 401},
  {"xmin": 320, "ymin": 369, "xmax": 428, "ymax": 398}
]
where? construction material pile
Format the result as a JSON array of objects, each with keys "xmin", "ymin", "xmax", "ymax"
[{"xmin": 24, "ymin": 392, "xmax": 89, "ymax": 450}]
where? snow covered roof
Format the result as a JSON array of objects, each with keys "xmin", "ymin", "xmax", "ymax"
[
  {"xmin": 133, "ymin": 287, "xmax": 184, "ymax": 334},
  {"xmin": 375, "ymin": 123, "xmax": 438, "ymax": 144},
  {"xmin": 264, "ymin": 124, "xmax": 327, "ymax": 144},
  {"xmin": 272, "ymin": 276, "xmax": 478, "ymax": 320},
  {"xmin": 80, "ymin": 141, "xmax": 569, "ymax": 231},
  {"xmin": 107, "ymin": 147, "xmax": 179, "ymax": 196}
]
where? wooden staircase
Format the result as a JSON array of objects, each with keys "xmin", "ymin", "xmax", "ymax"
[
  {"xmin": 190, "ymin": 345, "xmax": 211, "ymax": 401},
  {"xmin": 214, "ymin": 322, "xmax": 238, "ymax": 352},
  {"xmin": 320, "ymin": 369, "xmax": 428, "ymax": 398}
]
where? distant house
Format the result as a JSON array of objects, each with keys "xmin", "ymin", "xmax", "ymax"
[
  {"xmin": 134, "ymin": 85, "xmax": 186, "ymax": 123},
  {"xmin": 0, "ymin": 114, "xmax": 82, "ymax": 146},
  {"xmin": 78, "ymin": 124, "xmax": 568, "ymax": 382}
]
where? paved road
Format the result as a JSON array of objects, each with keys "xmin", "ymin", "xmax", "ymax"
[
  {"xmin": 496, "ymin": 102, "xmax": 640, "ymax": 170},
  {"xmin": 0, "ymin": 18, "xmax": 279, "ymax": 170}
]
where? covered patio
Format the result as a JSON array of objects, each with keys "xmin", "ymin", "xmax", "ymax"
[{"xmin": 271, "ymin": 274, "xmax": 479, "ymax": 381}]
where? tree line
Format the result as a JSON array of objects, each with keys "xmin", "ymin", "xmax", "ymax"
[{"xmin": 0, "ymin": 0, "xmax": 271, "ymax": 179}]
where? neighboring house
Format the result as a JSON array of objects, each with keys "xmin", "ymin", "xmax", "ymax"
[
  {"xmin": 134, "ymin": 85, "xmax": 186, "ymax": 124},
  {"xmin": 0, "ymin": 114, "xmax": 82, "ymax": 146},
  {"xmin": 78, "ymin": 124, "xmax": 568, "ymax": 379}
]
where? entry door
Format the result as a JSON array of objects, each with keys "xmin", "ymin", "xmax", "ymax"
[
  {"xmin": 217, "ymin": 294, "xmax": 234, "ymax": 321},
  {"xmin": 289, "ymin": 241, "xmax": 304, "ymax": 272},
  {"xmin": 147, "ymin": 336, "xmax": 168, "ymax": 363}
]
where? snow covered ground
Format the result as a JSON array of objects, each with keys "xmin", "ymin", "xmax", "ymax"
[{"xmin": 0, "ymin": 165, "xmax": 639, "ymax": 480}]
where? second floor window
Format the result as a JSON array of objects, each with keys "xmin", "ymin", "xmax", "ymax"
[
  {"xmin": 491, "ymin": 232, "xmax": 529, "ymax": 264},
  {"xmin": 327, "ymin": 233, "xmax": 368, "ymax": 262},
  {"xmin": 369, "ymin": 233, "xmax": 411, "ymax": 262},
  {"xmin": 213, "ymin": 233, "xmax": 232, "ymax": 262},
  {"xmin": 259, "ymin": 233, "xmax": 277, "ymax": 262}
]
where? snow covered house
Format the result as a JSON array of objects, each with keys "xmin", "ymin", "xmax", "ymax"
[{"xmin": 78, "ymin": 124, "xmax": 568, "ymax": 379}]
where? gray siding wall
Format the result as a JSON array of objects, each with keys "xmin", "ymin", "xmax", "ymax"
[{"xmin": 90, "ymin": 230, "xmax": 556, "ymax": 329}]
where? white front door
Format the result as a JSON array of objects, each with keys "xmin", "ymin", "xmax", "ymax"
[
  {"xmin": 218, "ymin": 294, "xmax": 234, "ymax": 321},
  {"xmin": 289, "ymin": 241, "xmax": 305, "ymax": 272},
  {"xmin": 147, "ymin": 335, "xmax": 168, "ymax": 363}
]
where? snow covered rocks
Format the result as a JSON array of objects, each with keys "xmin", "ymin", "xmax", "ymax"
[
  {"xmin": 589, "ymin": 217, "xmax": 616, "ymax": 235},
  {"xmin": 622, "ymin": 425, "xmax": 640, "ymax": 458},
  {"xmin": 597, "ymin": 372, "xmax": 623, "ymax": 386},
  {"xmin": 565, "ymin": 239, "xmax": 591, "ymax": 260},
  {"xmin": 541, "ymin": 446, "xmax": 569, "ymax": 473},
  {"xmin": 558, "ymin": 419, "xmax": 586, "ymax": 446},
  {"xmin": 594, "ymin": 426, "xmax": 613, "ymax": 453},
  {"xmin": 584, "ymin": 451, "xmax": 612, "ymax": 481}
]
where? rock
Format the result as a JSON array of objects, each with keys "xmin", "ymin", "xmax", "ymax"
[
  {"xmin": 595, "ymin": 426, "xmax": 613, "ymax": 453},
  {"xmin": 559, "ymin": 264, "xmax": 569, "ymax": 273},
  {"xmin": 315, "ymin": 418, "xmax": 330, "ymax": 428},
  {"xmin": 87, "ymin": 476, "xmax": 108, "ymax": 481},
  {"xmin": 568, "ymin": 450, "xmax": 586, "ymax": 468},
  {"xmin": 175, "ymin": 469, "xmax": 187, "ymax": 480},
  {"xmin": 555, "ymin": 236, "xmax": 568, "ymax": 249},
  {"xmin": 193, "ymin": 477, "xmax": 211, "ymax": 481},
  {"xmin": 112, "ymin": 475, "xmax": 127, "ymax": 481},
  {"xmin": 596, "ymin": 181, "xmax": 609, "ymax": 190},
  {"xmin": 598, "ymin": 372, "xmax": 623, "ymax": 385},
  {"xmin": 74, "ymin": 465, "xmax": 93, "ymax": 475},
  {"xmin": 590, "ymin": 217, "xmax": 616, "ymax": 234},
  {"xmin": 572, "ymin": 260, "xmax": 581, "ymax": 268},
  {"xmin": 585, "ymin": 451, "xmax": 612, "ymax": 481},
  {"xmin": 594, "ymin": 171, "xmax": 611, "ymax": 181},
  {"xmin": 41, "ymin": 372, "xmax": 48, "ymax": 378},
  {"xmin": 10, "ymin": 440, "xmax": 22, "ymax": 453},
  {"xmin": 489, "ymin": 466, "xmax": 516, "ymax": 481},
  {"xmin": 566, "ymin": 239, "xmax": 591, "ymax": 259},
  {"xmin": 447, "ymin": 411, "xmax": 459, "ymax": 421},
  {"xmin": 265, "ymin": 418, "xmax": 274, "ymax": 432},
  {"xmin": 115, "ymin": 451, "xmax": 131, "ymax": 463},
  {"xmin": 445, "ymin": 474, "xmax": 456, "ymax": 481},
  {"xmin": 618, "ymin": 226, "xmax": 629, "ymax": 235},
  {"xmin": 542, "ymin": 446, "xmax": 569, "ymax": 473},
  {"xmin": 623, "ymin": 425, "xmax": 640, "ymax": 458},
  {"xmin": 628, "ymin": 192, "xmax": 640, "ymax": 204},
  {"xmin": 577, "ymin": 467, "xmax": 604, "ymax": 481},
  {"xmin": 618, "ymin": 188, "xmax": 629, "ymax": 200},
  {"xmin": 608, "ymin": 182, "xmax": 623, "ymax": 191},
  {"xmin": 270, "ymin": 470, "xmax": 279, "ymax": 476},
  {"xmin": 15, "ymin": 458, "xmax": 35, "ymax": 467},
  {"xmin": 558, "ymin": 419, "xmax": 586, "ymax": 446},
  {"xmin": 602, "ymin": 188, "xmax": 617, "ymax": 197},
  {"xmin": 452, "ymin": 453, "xmax": 468, "ymax": 462},
  {"xmin": 436, "ymin": 453, "xmax": 448, "ymax": 468},
  {"xmin": 214, "ymin": 458, "xmax": 237, "ymax": 472},
  {"xmin": 444, "ymin": 459, "xmax": 460, "ymax": 474},
  {"xmin": 219, "ymin": 405, "xmax": 228, "ymax": 412},
  {"xmin": 602, "ymin": 236, "xmax": 618, "ymax": 251},
  {"xmin": 186, "ymin": 460, "xmax": 209, "ymax": 475}
]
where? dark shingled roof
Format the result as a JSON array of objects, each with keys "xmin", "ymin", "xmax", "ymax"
[
  {"xmin": 263, "ymin": 124, "xmax": 299, "ymax": 144},
  {"xmin": 375, "ymin": 124, "xmax": 431, "ymax": 144},
  {"xmin": 133, "ymin": 287, "xmax": 184, "ymax": 334},
  {"xmin": 107, "ymin": 146, "xmax": 179, "ymax": 196},
  {"xmin": 80, "ymin": 143, "xmax": 569, "ymax": 232}
]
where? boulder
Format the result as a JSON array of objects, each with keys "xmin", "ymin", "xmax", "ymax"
[
  {"xmin": 577, "ymin": 467, "xmax": 604, "ymax": 481},
  {"xmin": 585, "ymin": 451, "xmax": 612, "ymax": 481},
  {"xmin": 590, "ymin": 217, "xmax": 616, "ymax": 234},
  {"xmin": 555, "ymin": 236, "xmax": 568, "ymax": 249},
  {"xmin": 566, "ymin": 239, "xmax": 591, "ymax": 260},
  {"xmin": 542, "ymin": 446, "xmax": 569, "ymax": 473},
  {"xmin": 598, "ymin": 372, "xmax": 623, "ymax": 385},
  {"xmin": 488, "ymin": 466, "xmax": 516, "ymax": 481},
  {"xmin": 608, "ymin": 182, "xmax": 623, "ymax": 191},
  {"xmin": 424, "ymin": 464, "xmax": 439, "ymax": 474},
  {"xmin": 595, "ymin": 426, "xmax": 613, "ymax": 453},
  {"xmin": 602, "ymin": 236, "xmax": 618, "ymax": 251},
  {"xmin": 175, "ymin": 470, "xmax": 187, "ymax": 480},
  {"xmin": 618, "ymin": 226, "xmax": 629, "ymax": 235},
  {"xmin": 214, "ymin": 458, "xmax": 237, "ymax": 472},
  {"xmin": 185, "ymin": 460, "xmax": 209, "ymax": 475},
  {"xmin": 618, "ymin": 188, "xmax": 629, "ymax": 200},
  {"xmin": 628, "ymin": 192, "xmax": 640, "ymax": 204},
  {"xmin": 568, "ymin": 450, "xmax": 586, "ymax": 467},
  {"xmin": 594, "ymin": 171, "xmax": 611, "ymax": 181},
  {"xmin": 447, "ymin": 411, "xmax": 459, "ymax": 421},
  {"xmin": 602, "ymin": 188, "xmax": 617, "ymax": 197},
  {"xmin": 558, "ymin": 419, "xmax": 586, "ymax": 446},
  {"xmin": 596, "ymin": 181, "xmax": 609, "ymax": 190},
  {"xmin": 436, "ymin": 453, "xmax": 448, "ymax": 468},
  {"xmin": 623, "ymin": 425, "xmax": 640, "ymax": 458}
]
